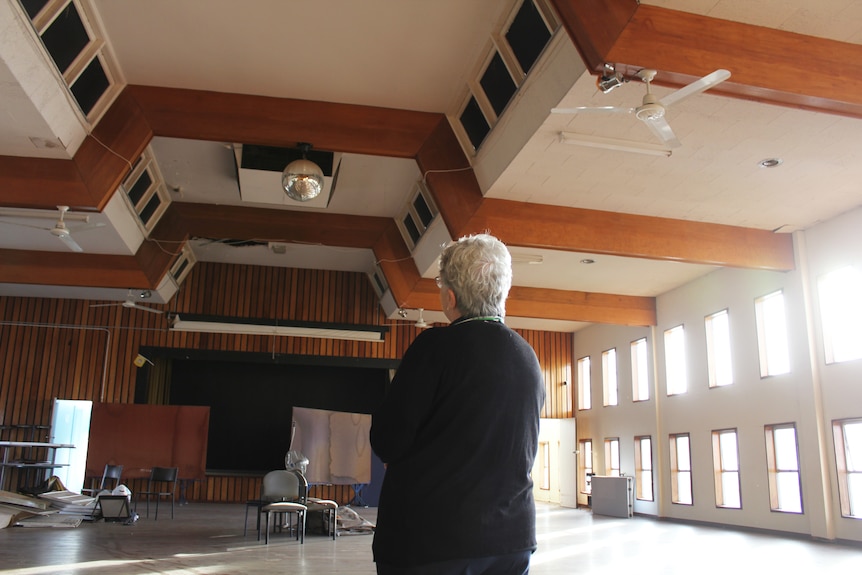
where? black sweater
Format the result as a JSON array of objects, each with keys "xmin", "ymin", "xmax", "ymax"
[{"xmin": 370, "ymin": 317, "xmax": 545, "ymax": 566}]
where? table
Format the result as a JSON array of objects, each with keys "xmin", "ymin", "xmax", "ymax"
[{"xmin": 0, "ymin": 441, "xmax": 75, "ymax": 491}]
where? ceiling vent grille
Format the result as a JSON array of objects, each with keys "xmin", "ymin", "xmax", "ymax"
[
  {"xmin": 121, "ymin": 147, "xmax": 171, "ymax": 233},
  {"xmin": 396, "ymin": 180, "xmax": 438, "ymax": 251},
  {"xmin": 169, "ymin": 243, "xmax": 197, "ymax": 287}
]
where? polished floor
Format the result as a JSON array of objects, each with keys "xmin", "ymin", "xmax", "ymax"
[{"xmin": 1, "ymin": 502, "xmax": 861, "ymax": 574}]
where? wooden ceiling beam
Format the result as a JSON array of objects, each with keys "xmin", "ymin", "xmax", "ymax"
[
  {"xmin": 127, "ymin": 85, "xmax": 442, "ymax": 158},
  {"xmin": 466, "ymin": 199, "xmax": 795, "ymax": 271},
  {"xmin": 551, "ymin": 0, "xmax": 862, "ymax": 118},
  {"xmin": 166, "ymin": 202, "xmax": 391, "ymax": 248},
  {"xmin": 508, "ymin": 286, "xmax": 655, "ymax": 327},
  {"xmin": 0, "ymin": 249, "xmax": 152, "ymax": 288}
]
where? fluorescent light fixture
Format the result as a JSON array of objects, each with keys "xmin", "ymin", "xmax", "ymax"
[
  {"xmin": 0, "ymin": 207, "xmax": 91, "ymax": 221},
  {"xmin": 559, "ymin": 131, "xmax": 672, "ymax": 157},
  {"xmin": 169, "ymin": 314, "xmax": 387, "ymax": 342},
  {"xmin": 510, "ymin": 252, "xmax": 544, "ymax": 265}
]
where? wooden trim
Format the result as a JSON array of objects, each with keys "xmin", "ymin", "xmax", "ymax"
[
  {"xmin": 126, "ymin": 85, "xmax": 442, "ymax": 157},
  {"xmin": 0, "ymin": 156, "xmax": 92, "ymax": 209},
  {"xmin": 508, "ymin": 285, "xmax": 655, "ymax": 326},
  {"xmin": 167, "ymin": 202, "xmax": 391, "ymax": 248},
  {"xmin": 549, "ymin": 0, "xmax": 637, "ymax": 73},
  {"xmin": 469, "ymin": 199, "xmax": 795, "ymax": 271},
  {"xmin": 551, "ymin": 1, "xmax": 862, "ymax": 118},
  {"xmin": 0, "ymin": 249, "xmax": 153, "ymax": 288}
]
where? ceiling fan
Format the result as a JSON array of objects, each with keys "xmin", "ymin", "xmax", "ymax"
[
  {"xmin": 90, "ymin": 289, "xmax": 164, "ymax": 314},
  {"xmin": 0, "ymin": 205, "xmax": 105, "ymax": 252},
  {"xmin": 394, "ymin": 307, "xmax": 429, "ymax": 329},
  {"xmin": 552, "ymin": 68, "xmax": 731, "ymax": 148}
]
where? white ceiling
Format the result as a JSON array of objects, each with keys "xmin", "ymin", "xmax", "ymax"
[{"xmin": 1, "ymin": 0, "xmax": 862, "ymax": 332}]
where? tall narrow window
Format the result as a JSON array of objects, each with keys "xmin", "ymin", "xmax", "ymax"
[
  {"xmin": 818, "ymin": 266, "xmax": 862, "ymax": 364},
  {"xmin": 706, "ymin": 309, "xmax": 734, "ymax": 387},
  {"xmin": 605, "ymin": 438, "xmax": 620, "ymax": 476},
  {"xmin": 670, "ymin": 433, "xmax": 692, "ymax": 505},
  {"xmin": 577, "ymin": 356, "xmax": 591, "ymax": 410},
  {"xmin": 539, "ymin": 441, "xmax": 550, "ymax": 490},
  {"xmin": 712, "ymin": 429, "xmax": 741, "ymax": 509},
  {"xmin": 765, "ymin": 423, "xmax": 803, "ymax": 513},
  {"xmin": 664, "ymin": 325, "xmax": 687, "ymax": 395},
  {"xmin": 635, "ymin": 436, "xmax": 654, "ymax": 501},
  {"xmin": 833, "ymin": 418, "xmax": 862, "ymax": 518},
  {"xmin": 602, "ymin": 348, "xmax": 618, "ymax": 406},
  {"xmin": 580, "ymin": 439, "xmax": 593, "ymax": 494},
  {"xmin": 631, "ymin": 338, "xmax": 650, "ymax": 401},
  {"xmin": 755, "ymin": 290, "xmax": 791, "ymax": 377}
]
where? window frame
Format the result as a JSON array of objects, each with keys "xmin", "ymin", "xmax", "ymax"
[
  {"xmin": 832, "ymin": 418, "xmax": 862, "ymax": 519},
  {"xmin": 580, "ymin": 438, "xmax": 593, "ymax": 494},
  {"xmin": 669, "ymin": 433, "xmax": 693, "ymax": 505},
  {"xmin": 764, "ymin": 422, "xmax": 803, "ymax": 514},
  {"xmin": 635, "ymin": 435, "xmax": 654, "ymax": 501},
  {"xmin": 664, "ymin": 325, "xmax": 688, "ymax": 396},
  {"xmin": 602, "ymin": 348, "xmax": 618, "ymax": 407},
  {"xmin": 577, "ymin": 356, "xmax": 591, "ymax": 411},
  {"xmin": 712, "ymin": 428, "xmax": 742, "ymax": 509},
  {"xmin": 705, "ymin": 308, "xmax": 734, "ymax": 388},
  {"xmin": 631, "ymin": 337, "xmax": 650, "ymax": 402},
  {"xmin": 818, "ymin": 266, "xmax": 862, "ymax": 364},
  {"xmin": 604, "ymin": 437, "xmax": 620, "ymax": 477},
  {"xmin": 755, "ymin": 290, "xmax": 791, "ymax": 378}
]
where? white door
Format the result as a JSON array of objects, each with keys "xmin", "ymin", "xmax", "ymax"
[
  {"xmin": 558, "ymin": 418, "xmax": 577, "ymax": 508},
  {"xmin": 50, "ymin": 398, "xmax": 93, "ymax": 494}
]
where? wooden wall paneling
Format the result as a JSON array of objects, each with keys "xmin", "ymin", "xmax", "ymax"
[{"xmin": 0, "ymin": 263, "xmax": 575, "ymax": 503}]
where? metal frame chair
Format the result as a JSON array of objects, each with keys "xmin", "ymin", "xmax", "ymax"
[
  {"xmin": 82, "ymin": 464, "xmax": 123, "ymax": 496},
  {"xmin": 291, "ymin": 468, "xmax": 338, "ymax": 540},
  {"xmin": 259, "ymin": 470, "xmax": 307, "ymax": 544},
  {"xmin": 136, "ymin": 466, "xmax": 178, "ymax": 520}
]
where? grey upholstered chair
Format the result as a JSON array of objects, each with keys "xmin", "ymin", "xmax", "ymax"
[{"xmin": 259, "ymin": 470, "xmax": 307, "ymax": 544}]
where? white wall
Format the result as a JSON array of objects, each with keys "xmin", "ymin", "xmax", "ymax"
[{"xmin": 573, "ymin": 206, "xmax": 862, "ymax": 543}]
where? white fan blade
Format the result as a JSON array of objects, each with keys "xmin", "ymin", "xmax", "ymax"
[
  {"xmin": 89, "ymin": 303, "xmax": 122, "ymax": 308},
  {"xmin": 551, "ymin": 106, "xmax": 635, "ymax": 115},
  {"xmin": 659, "ymin": 69, "xmax": 730, "ymax": 109},
  {"xmin": 57, "ymin": 233, "xmax": 84, "ymax": 252},
  {"xmin": 0, "ymin": 219, "xmax": 51, "ymax": 231},
  {"xmin": 133, "ymin": 303, "xmax": 163, "ymax": 314},
  {"xmin": 643, "ymin": 116, "xmax": 682, "ymax": 148}
]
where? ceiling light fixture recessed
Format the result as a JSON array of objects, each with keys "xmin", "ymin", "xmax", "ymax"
[
  {"xmin": 759, "ymin": 158, "xmax": 783, "ymax": 168},
  {"xmin": 282, "ymin": 142, "xmax": 325, "ymax": 201},
  {"xmin": 580, "ymin": 258, "xmax": 595, "ymax": 264}
]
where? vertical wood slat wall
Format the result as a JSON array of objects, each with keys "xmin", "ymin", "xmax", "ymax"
[{"xmin": 0, "ymin": 262, "xmax": 573, "ymax": 502}]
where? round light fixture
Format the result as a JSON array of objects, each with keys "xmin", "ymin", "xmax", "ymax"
[
  {"xmin": 282, "ymin": 143, "xmax": 325, "ymax": 202},
  {"xmin": 758, "ymin": 158, "xmax": 783, "ymax": 168},
  {"xmin": 580, "ymin": 258, "xmax": 595, "ymax": 264}
]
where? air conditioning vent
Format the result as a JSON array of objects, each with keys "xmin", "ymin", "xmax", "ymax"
[
  {"xmin": 169, "ymin": 243, "xmax": 197, "ymax": 286},
  {"xmin": 367, "ymin": 262, "xmax": 389, "ymax": 298},
  {"xmin": 121, "ymin": 147, "xmax": 170, "ymax": 232},
  {"xmin": 396, "ymin": 180, "xmax": 439, "ymax": 251}
]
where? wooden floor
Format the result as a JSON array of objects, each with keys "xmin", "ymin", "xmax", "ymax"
[{"xmin": 1, "ymin": 502, "xmax": 861, "ymax": 574}]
